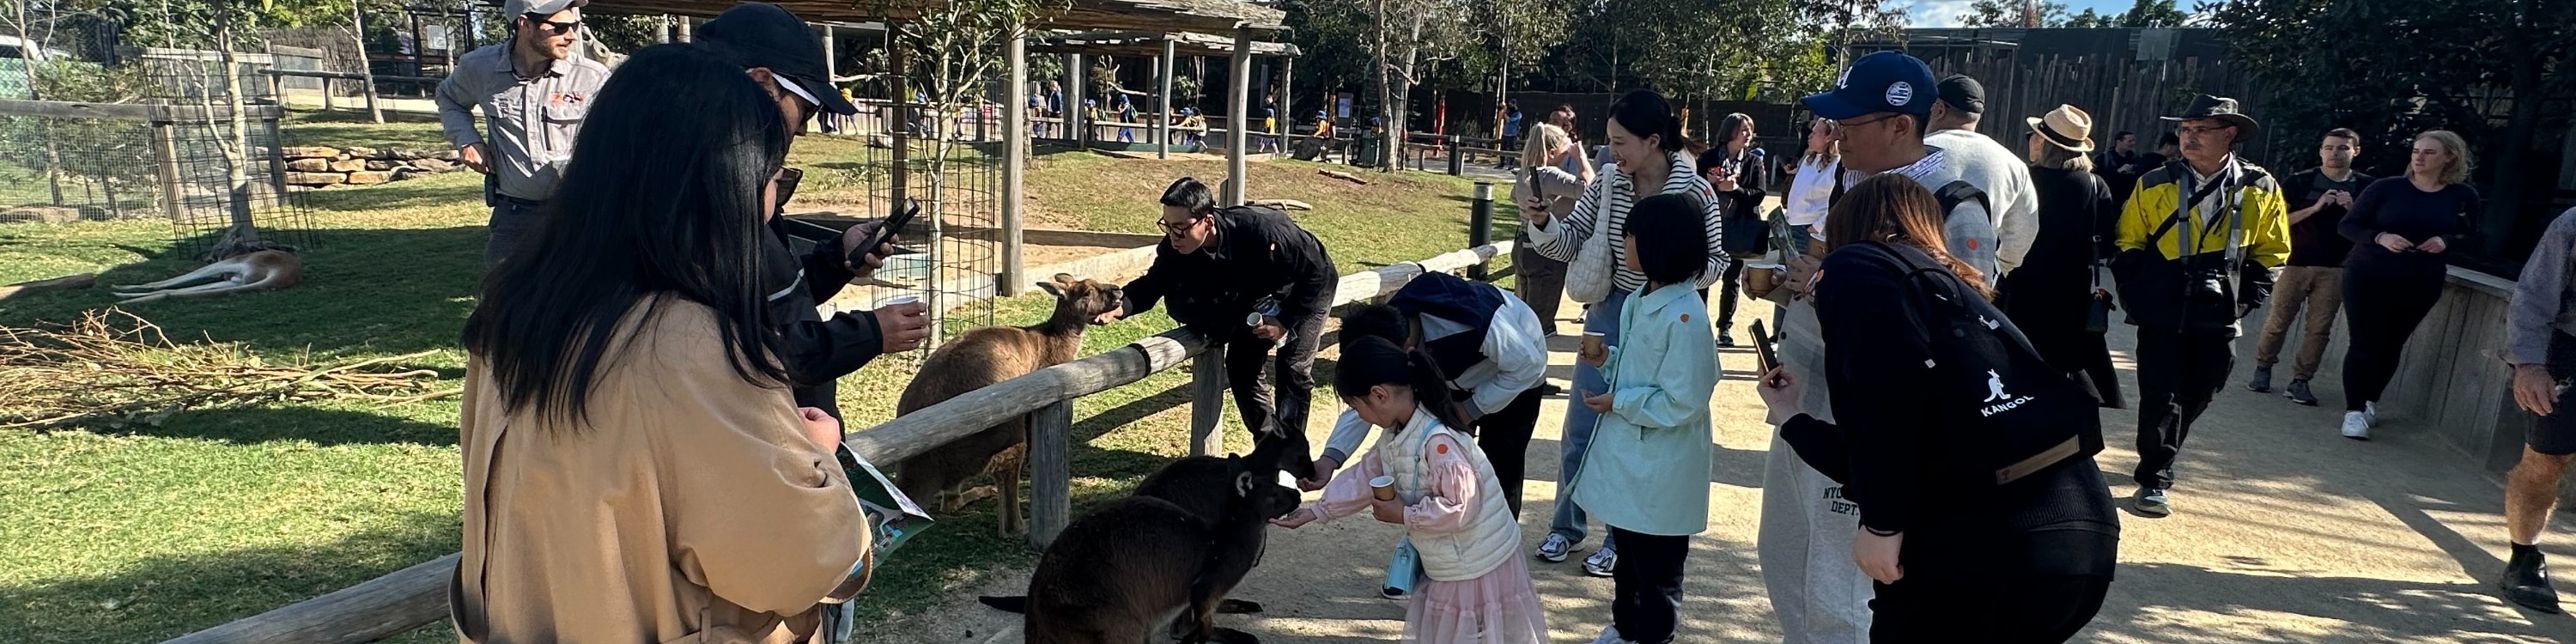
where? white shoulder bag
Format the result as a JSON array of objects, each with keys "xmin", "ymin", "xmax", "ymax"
[{"xmin": 1563, "ymin": 174, "xmax": 1624, "ymax": 304}]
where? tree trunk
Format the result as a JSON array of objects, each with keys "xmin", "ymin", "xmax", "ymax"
[
  {"xmin": 2479, "ymin": 0, "xmax": 2542, "ymax": 255},
  {"xmin": 1372, "ymin": 0, "xmax": 1389, "ymax": 170},
  {"xmin": 213, "ymin": 9, "xmax": 265, "ymax": 260},
  {"xmin": 354, "ymin": 0, "xmax": 384, "ymax": 124}
]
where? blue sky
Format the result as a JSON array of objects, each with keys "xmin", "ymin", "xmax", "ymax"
[{"xmin": 1899, "ymin": 0, "xmax": 2138, "ymax": 27}]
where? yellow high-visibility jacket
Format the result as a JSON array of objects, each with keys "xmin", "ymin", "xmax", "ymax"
[{"xmin": 2116, "ymin": 160, "xmax": 2293, "ymax": 265}]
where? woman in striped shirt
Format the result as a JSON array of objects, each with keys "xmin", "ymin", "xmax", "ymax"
[{"xmin": 1521, "ymin": 88, "xmax": 1729, "ymax": 579}]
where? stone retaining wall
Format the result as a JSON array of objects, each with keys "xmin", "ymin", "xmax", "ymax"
[{"xmin": 276, "ymin": 146, "xmax": 465, "ymax": 187}]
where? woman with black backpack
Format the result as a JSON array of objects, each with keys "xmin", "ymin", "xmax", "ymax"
[{"xmin": 1756, "ymin": 174, "xmax": 2119, "ymax": 642}]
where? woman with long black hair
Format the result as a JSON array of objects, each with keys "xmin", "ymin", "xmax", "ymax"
[
  {"xmin": 1699, "ymin": 112, "xmax": 1769, "ymax": 347},
  {"xmin": 453, "ymin": 44, "xmax": 872, "ymax": 641},
  {"xmin": 1520, "ymin": 88, "xmax": 1728, "ymax": 578},
  {"xmin": 1759, "ymin": 174, "xmax": 2119, "ymax": 643}
]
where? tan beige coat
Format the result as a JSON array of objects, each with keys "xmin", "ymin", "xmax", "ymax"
[{"xmin": 453, "ymin": 299, "xmax": 870, "ymax": 644}]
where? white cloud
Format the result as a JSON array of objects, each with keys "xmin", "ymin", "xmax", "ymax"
[{"xmin": 1901, "ymin": 0, "xmax": 1978, "ymax": 27}]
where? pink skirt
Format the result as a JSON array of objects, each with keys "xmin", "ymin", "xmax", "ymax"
[{"xmin": 1404, "ymin": 556, "xmax": 1548, "ymax": 643}]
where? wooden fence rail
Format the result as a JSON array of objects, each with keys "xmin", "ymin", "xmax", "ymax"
[{"xmin": 160, "ymin": 241, "xmax": 1512, "ymax": 644}]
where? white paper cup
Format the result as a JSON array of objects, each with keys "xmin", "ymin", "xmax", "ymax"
[
  {"xmin": 1370, "ymin": 475, "xmax": 1397, "ymax": 501},
  {"xmin": 877, "ymin": 294, "xmax": 920, "ymax": 308}
]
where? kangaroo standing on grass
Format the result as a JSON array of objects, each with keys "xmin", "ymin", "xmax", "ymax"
[
  {"xmin": 112, "ymin": 250, "xmax": 303, "ymax": 304},
  {"xmin": 895, "ymin": 273, "xmax": 1123, "ymax": 536}
]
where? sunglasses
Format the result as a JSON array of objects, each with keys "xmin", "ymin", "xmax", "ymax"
[
  {"xmin": 770, "ymin": 167, "xmax": 804, "ymax": 212},
  {"xmin": 523, "ymin": 14, "xmax": 581, "ymax": 34}
]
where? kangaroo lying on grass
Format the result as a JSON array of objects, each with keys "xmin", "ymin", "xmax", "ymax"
[
  {"xmin": 984, "ymin": 447, "xmax": 1301, "ymax": 644},
  {"xmin": 112, "ymin": 250, "xmax": 302, "ymax": 305},
  {"xmin": 894, "ymin": 273, "xmax": 1123, "ymax": 536}
]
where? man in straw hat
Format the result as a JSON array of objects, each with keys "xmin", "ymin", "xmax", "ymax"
[
  {"xmin": 2007, "ymin": 104, "xmax": 2125, "ymax": 410},
  {"xmin": 2106, "ymin": 94, "xmax": 2292, "ymax": 518}
]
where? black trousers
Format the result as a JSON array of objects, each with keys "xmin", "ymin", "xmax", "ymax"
[
  {"xmin": 1608, "ymin": 527, "xmax": 1691, "ymax": 644},
  {"xmin": 1716, "ymin": 261, "xmax": 1745, "ymax": 333},
  {"xmin": 1472, "ymin": 387, "xmax": 1546, "ymax": 517},
  {"xmin": 2132, "ymin": 328, "xmax": 2236, "ymax": 490},
  {"xmin": 2340, "ymin": 266, "xmax": 2445, "ymax": 411},
  {"xmin": 1223, "ymin": 307, "xmax": 1330, "ymax": 445}
]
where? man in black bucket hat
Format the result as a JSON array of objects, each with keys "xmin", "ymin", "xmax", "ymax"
[{"xmin": 2107, "ymin": 94, "xmax": 2292, "ymax": 518}]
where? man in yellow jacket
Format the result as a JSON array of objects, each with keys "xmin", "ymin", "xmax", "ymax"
[{"xmin": 2110, "ymin": 94, "xmax": 2290, "ymax": 519}]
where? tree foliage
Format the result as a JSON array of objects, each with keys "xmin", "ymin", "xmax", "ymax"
[
  {"xmin": 2206, "ymin": 0, "xmax": 2574, "ymax": 256},
  {"xmin": 2117, "ymin": 0, "xmax": 2189, "ymax": 26},
  {"xmin": 1959, "ymin": 0, "xmax": 2072, "ymax": 27}
]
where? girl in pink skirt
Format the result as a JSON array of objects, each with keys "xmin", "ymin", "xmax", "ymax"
[{"xmin": 1273, "ymin": 336, "xmax": 1547, "ymax": 642}]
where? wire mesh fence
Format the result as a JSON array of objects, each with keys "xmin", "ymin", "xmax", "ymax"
[
  {"xmin": 797, "ymin": 136, "xmax": 1005, "ymax": 358},
  {"xmin": 0, "ymin": 4, "xmax": 319, "ymax": 261}
]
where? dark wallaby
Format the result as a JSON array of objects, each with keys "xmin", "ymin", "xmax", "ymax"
[
  {"xmin": 999, "ymin": 449, "xmax": 1301, "ymax": 644},
  {"xmin": 973, "ymin": 451, "xmax": 1270, "ymax": 617},
  {"xmin": 894, "ymin": 274, "xmax": 1124, "ymax": 536}
]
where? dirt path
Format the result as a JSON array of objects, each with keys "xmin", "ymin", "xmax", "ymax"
[{"xmin": 871, "ymin": 295, "xmax": 2576, "ymax": 643}]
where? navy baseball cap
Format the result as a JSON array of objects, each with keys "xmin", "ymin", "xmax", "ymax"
[{"xmin": 1801, "ymin": 52, "xmax": 1937, "ymax": 120}]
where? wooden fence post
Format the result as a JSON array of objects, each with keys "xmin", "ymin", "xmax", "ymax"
[
  {"xmin": 1028, "ymin": 399, "xmax": 1073, "ymax": 549},
  {"xmin": 1189, "ymin": 344, "xmax": 1228, "ymax": 456},
  {"xmin": 151, "ymin": 119, "xmax": 185, "ymax": 222}
]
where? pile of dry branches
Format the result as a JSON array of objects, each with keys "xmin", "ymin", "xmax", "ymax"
[{"xmin": 0, "ymin": 308, "xmax": 456, "ymax": 430}]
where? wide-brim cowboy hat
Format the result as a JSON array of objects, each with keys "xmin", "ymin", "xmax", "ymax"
[
  {"xmin": 2025, "ymin": 104, "xmax": 2095, "ymax": 153},
  {"xmin": 2160, "ymin": 94, "xmax": 2259, "ymax": 141}
]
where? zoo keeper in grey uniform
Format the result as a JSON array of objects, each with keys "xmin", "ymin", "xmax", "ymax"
[{"xmin": 436, "ymin": 0, "xmax": 611, "ymax": 266}]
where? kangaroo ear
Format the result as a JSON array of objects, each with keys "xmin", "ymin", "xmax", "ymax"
[
  {"xmin": 1235, "ymin": 471, "xmax": 1256, "ymax": 495},
  {"xmin": 1034, "ymin": 281, "xmax": 1066, "ymax": 299},
  {"xmin": 1053, "ymin": 272, "xmax": 1078, "ymax": 285}
]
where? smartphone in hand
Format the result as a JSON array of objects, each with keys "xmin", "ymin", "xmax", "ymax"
[
  {"xmin": 1750, "ymin": 319, "xmax": 1783, "ymax": 386},
  {"xmin": 848, "ymin": 199, "xmax": 921, "ymax": 267}
]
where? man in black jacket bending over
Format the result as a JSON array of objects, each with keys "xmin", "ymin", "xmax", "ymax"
[{"xmin": 1100, "ymin": 177, "xmax": 1337, "ymax": 472}]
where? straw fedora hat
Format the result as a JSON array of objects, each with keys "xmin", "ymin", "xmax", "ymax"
[{"xmin": 2025, "ymin": 104, "xmax": 2095, "ymax": 153}]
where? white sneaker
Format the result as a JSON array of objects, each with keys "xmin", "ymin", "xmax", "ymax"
[
  {"xmin": 2342, "ymin": 411, "xmax": 2372, "ymax": 440},
  {"xmin": 1588, "ymin": 626, "xmax": 1636, "ymax": 644},
  {"xmin": 2363, "ymin": 401, "xmax": 2379, "ymax": 425}
]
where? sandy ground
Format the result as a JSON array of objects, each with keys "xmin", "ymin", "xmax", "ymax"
[{"xmin": 867, "ymin": 291, "xmax": 2576, "ymax": 644}]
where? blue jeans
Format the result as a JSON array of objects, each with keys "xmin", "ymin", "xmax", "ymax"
[{"xmin": 1552, "ymin": 288, "xmax": 1630, "ymax": 546}]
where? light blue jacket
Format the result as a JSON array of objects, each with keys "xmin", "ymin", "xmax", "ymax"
[{"xmin": 1569, "ymin": 283, "xmax": 1718, "ymax": 536}]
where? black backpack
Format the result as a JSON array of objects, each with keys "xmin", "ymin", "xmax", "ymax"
[{"xmin": 1870, "ymin": 242, "xmax": 2105, "ymax": 486}]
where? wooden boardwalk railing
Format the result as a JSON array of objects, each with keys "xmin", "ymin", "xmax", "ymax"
[{"xmin": 159, "ymin": 241, "xmax": 1512, "ymax": 644}]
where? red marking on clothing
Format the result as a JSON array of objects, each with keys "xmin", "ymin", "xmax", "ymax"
[
  {"xmin": 1680, "ymin": 313, "xmax": 1692, "ymax": 323},
  {"xmin": 1969, "ymin": 239, "xmax": 1982, "ymax": 250},
  {"xmin": 1436, "ymin": 443, "xmax": 1449, "ymax": 454}
]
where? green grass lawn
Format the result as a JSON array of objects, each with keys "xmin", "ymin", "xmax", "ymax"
[{"xmin": 0, "ymin": 112, "xmax": 1503, "ymax": 643}]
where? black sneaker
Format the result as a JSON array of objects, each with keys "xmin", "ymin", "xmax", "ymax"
[
  {"xmin": 2284, "ymin": 379, "xmax": 2320, "ymax": 406},
  {"xmin": 2245, "ymin": 365, "xmax": 2274, "ymax": 393},
  {"xmin": 1716, "ymin": 333, "xmax": 1736, "ymax": 349},
  {"xmin": 2501, "ymin": 548, "xmax": 2565, "ymax": 614}
]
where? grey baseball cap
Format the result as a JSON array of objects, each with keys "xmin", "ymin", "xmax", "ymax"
[{"xmin": 504, "ymin": 0, "xmax": 586, "ymax": 16}]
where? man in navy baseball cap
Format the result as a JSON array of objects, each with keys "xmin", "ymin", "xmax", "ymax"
[{"xmin": 1801, "ymin": 51, "xmax": 1936, "ymax": 122}]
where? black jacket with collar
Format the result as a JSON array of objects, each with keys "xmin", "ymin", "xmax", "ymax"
[
  {"xmin": 762, "ymin": 218, "xmax": 885, "ymax": 421},
  {"xmin": 1122, "ymin": 204, "xmax": 1338, "ymax": 331}
]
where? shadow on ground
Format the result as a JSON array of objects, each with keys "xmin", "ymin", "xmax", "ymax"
[{"xmin": 0, "ymin": 508, "xmax": 459, "ymax": 644}]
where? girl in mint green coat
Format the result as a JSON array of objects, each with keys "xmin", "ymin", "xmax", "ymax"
[{"xmin": 1568, "ymin": 192, "xmax": 1721, "ymax": 644}]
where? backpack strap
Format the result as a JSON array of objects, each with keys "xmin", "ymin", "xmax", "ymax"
[{"xmin": 1934, "ymin": 180, "xmax": 1993, "ymax": 226}]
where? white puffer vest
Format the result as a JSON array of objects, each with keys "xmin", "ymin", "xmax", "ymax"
[{"xmin": 1378, "ymin": 409, "xmax": 1520, "ymax": 581}]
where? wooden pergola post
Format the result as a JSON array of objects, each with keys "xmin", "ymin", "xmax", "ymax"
[
  {"xmin": 1067, "ymin": 53, "xmax": 1087, "ymax": 148},
  {"xmin": 1276, "ymin": 55, "xmax": 1293, "ymax": 154},
  {"xmin": 1224, "ymin": 27, "xmax": 1249, "ymax": 205},
  {"xmin": 1157, "ymin": 37, "xmax": 1176, "ymax": 158},
  {"xmin": 1001, "ymin": 28, "xmax": 1028, "ymax": 296}
]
